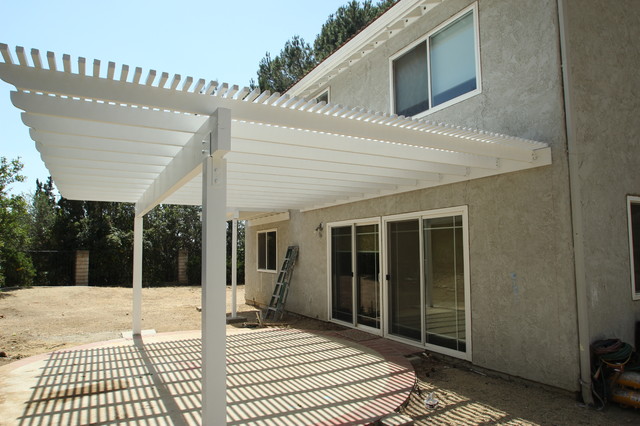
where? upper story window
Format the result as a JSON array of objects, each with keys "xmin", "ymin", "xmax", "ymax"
[
  {"xmin": 258, "ymin": 229, "xmax": 277, "ymax": 272},
  {"xmin": 314, "ymin": 89, "xmax": 329, "ymax": 104},
  {"xmin": 391, "ymin": 4, "xmax": 480, "ymax": 117}
]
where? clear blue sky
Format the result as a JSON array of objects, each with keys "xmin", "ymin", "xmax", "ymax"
[{"xmin": 0, "ymin": 0, "xmax": 350, "ymax": 195}]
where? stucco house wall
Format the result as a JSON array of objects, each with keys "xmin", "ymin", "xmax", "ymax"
[
  {"xmin": 563, "ymin": 0, "xmax": 640, "ymax": 344},
  {"xmin": 245, "ymin": 0, "xmax": 638, "ymax": 392}
]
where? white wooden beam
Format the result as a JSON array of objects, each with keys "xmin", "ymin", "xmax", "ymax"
[
  {"xmin": 200, "ymin": 109, "xmax": 231, "ymax": 425},
  {"xmin": 42, "ymin": 157, "xmax": 164, "ymax": 174},
  {"xmin": 132, "ymin": 215, "xmax": 143, "ymax": 335},
  {"xmin": 22, "ymin": 113, "xmax": 191, "ymax": 146},
  {"xmin": 228, "ymin": 166, "xmax": 400, "ymax": 189},
  {"xmin": 12, "ymin": 90, "xmax": 207, "ymax": 133},
  {"xmin": 247, "ymin": 212, "xmax": 290, "ymax": 227},
  {"xmin": 227, "ymin": 163, "xmax": 418, "ymax": 187},
  {"xmin": 35, "ymin": 143, "xmax": 171, "ymax": 166},
  {"xmin": 135, "ymin": 108, "xmax": 231, "ymax": 216},
  {"xmin": 31, "ymin": 130, "xmax": 181, "ymax": 157},
  {"xmin": 231, "ymin": 215, "xmax": 238, "ymax": 319},
  {"xmin": 226, "ymin": 152, "xmax": 441, "ymax": 181}
]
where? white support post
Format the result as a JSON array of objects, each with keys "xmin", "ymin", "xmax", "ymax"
[
  {"xmin": 201, "ymin": 108, "xmax": 231, "ymax": 425},
  {"xmin": 132, "ymin": 214, "xmax": 143, "ymax": 336},
  {"xmin": 231, "ymin": 215, "xmax": 238, "ymax": 319}
]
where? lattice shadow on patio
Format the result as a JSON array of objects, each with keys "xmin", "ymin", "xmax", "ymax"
[{"xmin": 16, "ymin": 329, "xmax": 414, "ymax": 425}]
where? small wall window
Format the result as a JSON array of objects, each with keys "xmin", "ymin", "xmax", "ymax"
[
  {"xmin": 258, "ymin": 230, "xmax": 277, "ymax": 272},
  {"xmin": 391, "ymin": 4, "xmax": 480, "ymax": 117},
  {"xmin": 628, "ymin": 196, "xmax": 640, "ymax": 299},
  {"xmin": 315, "ymin": 89, "xmax": 329, "ymax": 104}
]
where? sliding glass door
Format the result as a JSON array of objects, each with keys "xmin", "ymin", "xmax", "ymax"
[
  {"xmin": 331, "ymin": 226, "xmax": 353, "ymax": 323},
  {"xmin": 423, "ymin": 215, "xmax": 466, "ymax": 352},
  {"xmin": 356, "ymin": 224, "xmax": 380, "ymax": 329},
  {"xmin": 329, "ymin": 208, "xmax": 469, "ymax": 359},
  {"xmin": 330, "ymin": 222, "xmax": 381, "ymax": 331},
  {"xmin": 384, "ymin": 208, "xmax": 469, "ymax": 358},
  {"xmin": 387, "ymin": 219, "xmax": 422, "ymax": 341}
]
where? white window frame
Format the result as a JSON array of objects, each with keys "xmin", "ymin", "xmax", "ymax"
[
  {"xmin": 312, "ymin": 87, "xmax": 330, "ymax": 104},
  {"xmin": 628, "ymin": 196, "xmax": 640, "ymax": 300},
  {"xmin": 326, "ymin": 217, "xmax": 383, "ymax": 335},
  {"xmin": 381, "ymin": 206, "xmax": 471, "ymax": 360},
  {"xmin": 257, "ymin": 228, "xmax": 278, "ymax": 273},
  {"xmin": 389, "ymin": 3, "xmax": 481, "ymax": 118}
]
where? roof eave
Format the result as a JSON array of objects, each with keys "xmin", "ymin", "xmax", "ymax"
[{"xmin": 287, "ymin": 0, "xmax": 443, "ymax": 98}]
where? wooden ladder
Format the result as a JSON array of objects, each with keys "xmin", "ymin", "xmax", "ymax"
[{"xmin": 263, "ymin": 246, "xmax": 299, "ymax": 320}]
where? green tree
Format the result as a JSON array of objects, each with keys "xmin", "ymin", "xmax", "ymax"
[
  {"xmin": 255, "ymin": 0, "xmax": 397, "ymax": 92},
  {"xmin": 257, "ymin": 35, "xmax": 316, "ymax": 93},
  {"xmin": 0, "ymin": 157, "xmax": 35, "ymax": 286},
  {"xmin": 226, "ymin": 220, "xmax": 245, "ymax": 285},
  {"xmin": 48, "ymin": 197, "xmax": 86, "ymax": 284},
  {"xmin": 28, "ymin": 177, "xmax": 58, "ymax": 284},
  {"xmin": 48, "ymin": 198, "xmax": 135, "ymax": 286},
  {"xmin": 83, "ymin": 201, "xmax": 134, "ymax": 286},
  {"xmin": 143, "ymin": 204, "xmax": 201, "ymax": 285}
]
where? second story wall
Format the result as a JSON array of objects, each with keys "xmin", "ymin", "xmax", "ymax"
[{"xmin": 323, "ymin": 0, "xmax": 565, "ymax": 148}]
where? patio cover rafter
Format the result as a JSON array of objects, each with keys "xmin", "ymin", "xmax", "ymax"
[{"xmin": 0, "ymin": 44, "xmax": 552, "ymax": 215}]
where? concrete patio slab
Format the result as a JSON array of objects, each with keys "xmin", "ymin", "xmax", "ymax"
[{"xmin": 0, "ymin": 328, "xmax": 415, "ymax": 425}]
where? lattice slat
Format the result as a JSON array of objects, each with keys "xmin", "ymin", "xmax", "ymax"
[
  {"xmin": 0, "ymin": 44, "xmax": 12, "ymax": 64},
  {"xmin": 243, "ymin": 87, "xmax": 260, "ymax": 102},
  {"xmin": 132, "ymin": 67, "xmax": 142, "ymax": 84},
  {"xmin": 193, "ymin": 78, "xmax": 205, "ymax": 94},
  {"xmin": 119, "ymin": 65, "xmax": 129, "ymax": 82},
  {"xmin": 264, "ymin": 92, "xmax": 280, "ymax": 105},
  {"xmin": 169, "ymin": 74, "xmax": 181, "ymax": 90},
  {"xmin": 78, "ymin": 57, "xmax": 86, "ymax": 75},
  {"xmin": 145, "ymin": 70, "xmax": 156, "ymax": 86},
  {"xmin": 181, "ymin": 76, "xmax": 193, "ymax": 92},
  {"xmin": 62, "ymin": 54, "xmax": 71, "ymax": 73},
  {"xmin": 225, "ymin": 84, "xmax": 239, "ymax": 99},
  {"xmin": 16, "ymin": 46, "xmax": 27, "ymax": 66},
  {"xmin": 46, "ymin": 52, "xmax": 56, "ymax": 71},
  {"xmin": 107, "ymin": 62, "xmax": 116, "ymax": 80},
  {"xmin": 31, "ymin": 49, "xmax": 43, "ymax": 69},
  {"xmin": 157, "ymin": 72, "xmax": 169, "ymax": 89},
  {"xmin": 253, "ymin": 90, "xmax": 270, "ymax": 104}
]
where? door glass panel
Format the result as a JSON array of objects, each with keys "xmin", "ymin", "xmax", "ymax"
[
  {"xmin": 356, "ymin": 224, "xmax": 380, "ymax": 329},
  {"xmin": 423, "ymin": 215, "xmax": 466, "ymax": 351},
  {"xmin": 331, "ymin": 226, "xmax": 353, "ymax": 323},
  {"xmin": 388, "ymin": 219, "xmax": 421, "ymax": 341}
]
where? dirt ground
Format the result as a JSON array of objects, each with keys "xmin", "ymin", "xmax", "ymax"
[{"xmin": 1, "ymin": 286, "xmax": 638, "ymax": 425}]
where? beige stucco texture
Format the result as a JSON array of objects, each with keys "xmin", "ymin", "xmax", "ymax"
[{"xmin": 564, "ymin": 0, "xmax": 640, "ymax": 343}]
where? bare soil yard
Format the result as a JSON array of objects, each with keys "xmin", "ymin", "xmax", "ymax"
[{"xmin": 0, "ymin": 286, "xmax": 638, "ymax": 425}]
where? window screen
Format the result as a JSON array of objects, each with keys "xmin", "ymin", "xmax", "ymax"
[{"xmin": 393, "ymin": 41, "xmax": 429, "ymax": 117}]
